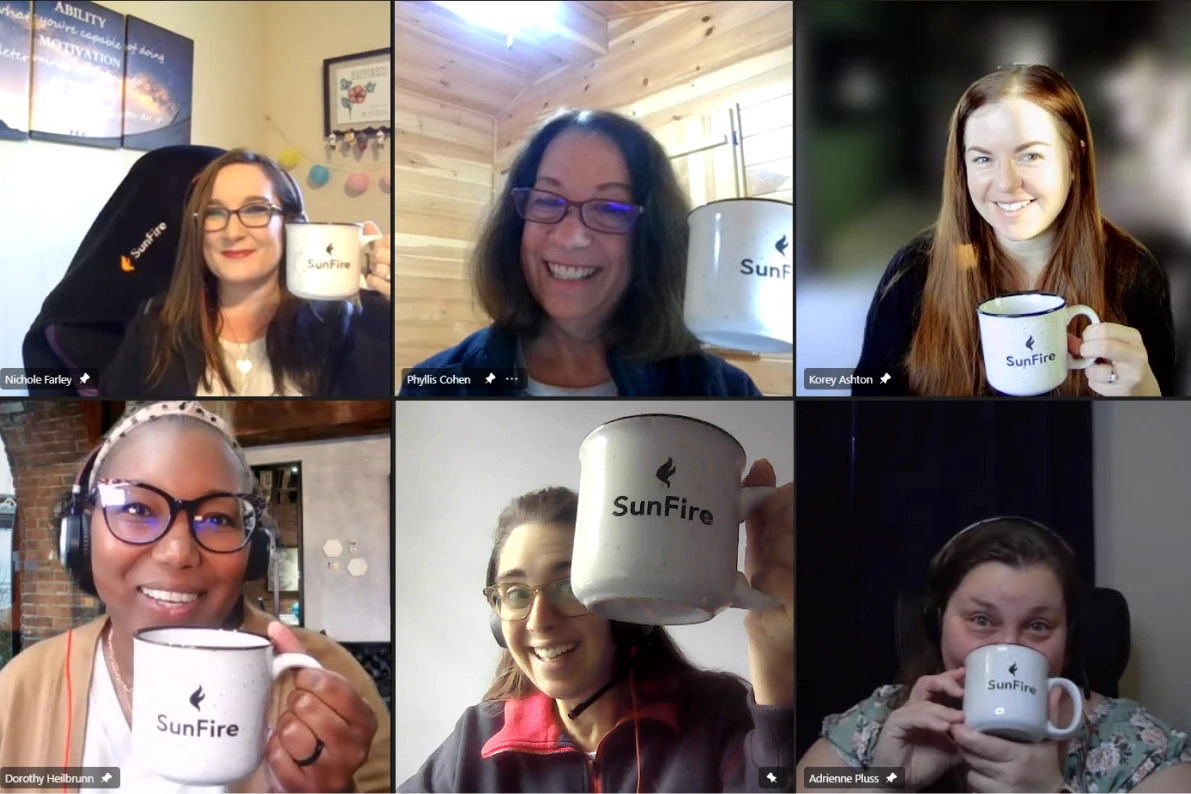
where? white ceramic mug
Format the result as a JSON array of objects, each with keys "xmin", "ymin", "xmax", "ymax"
[
  {"xmin": 977, "ymin": 292, "xmax": 1101, "ymax": 396},
  {"xmin": 572, "ymin": 413, "xmax": 779, "ymax": 625},
  {"xmin": 131, "ymin": 626, "xmax": 323, "ymax": 786},
  {"xmin": 684, "ymin": 198, "xmax": 793, "ymax": 354},
  {"xmin": 963, "ymin": 643, "xmax": 1084, "ymax": 742},
  {"xmin": 285, "ymin": 222, "xmax": 383, "ymax": 300}
]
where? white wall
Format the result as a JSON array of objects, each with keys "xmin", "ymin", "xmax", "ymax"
[
  {"xmin": 245, "ymin": 434, "xmax": 390, "ymax": 643},
  {"xmin": 1094, "ymin": 401, "xmax": 1191, "ymax": 734},
  {"xmin": 0, "ymin": 0, "xmax": 391, "ymax": 388},
  {"xmin": 391, "ymin": 400, "xmax": 795, "ymax": 784}
]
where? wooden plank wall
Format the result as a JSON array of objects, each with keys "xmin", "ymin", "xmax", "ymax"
[
  {"xmin": 394, "ymin": 91, "xmax": 495, "ymax": 370},
  {"xmin": 395, "ymin": 1, "xmax": 793, "ymax": 395}
]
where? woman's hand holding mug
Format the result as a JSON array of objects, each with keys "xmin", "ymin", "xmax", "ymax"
[
  {"xmin": 1071, "ymin": 322, "xmax": 1160, "ymax": 396},
  {"xmin": 951, "ymin": 685, "xmax": 1068, "ymax": 793},
  {"xmin": 361, "ymin": 220, "xmax": 391, "ymax": 301},
  {"xmin": 741, "ymin": 459, "xmax": 794, "ymax": 708},
  {"xmin": 264, "ymin": 622, "xmax": 379, "ymax": 793},
  {"xmin": 869, "ymin": 669, "xmax": 967, "ymax": 791}
]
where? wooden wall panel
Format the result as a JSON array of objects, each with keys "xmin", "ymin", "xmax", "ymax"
[{"xmin": 394, "ymin": 89, "xmax": 494, "ymax": 374}]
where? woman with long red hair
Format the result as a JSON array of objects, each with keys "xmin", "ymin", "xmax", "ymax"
[{"xmin": 853, "ymin": 64, "xmax": 1176, "ymax": 397}]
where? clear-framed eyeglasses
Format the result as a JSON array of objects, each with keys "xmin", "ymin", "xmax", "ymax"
[
  {"xmin": 511, "ymin": 187, "xmax": 644, "ymax": 235},
  {"xmin": 483, "ymin": 576, "xmax": 590, "ymax": 621},
  {"xmin": 91, "ymin": 478, "xmax": 266, "ymax": 553},
  {"xmin": 198, "ymin": 203, "xmax": 284, "ymax": 233}
]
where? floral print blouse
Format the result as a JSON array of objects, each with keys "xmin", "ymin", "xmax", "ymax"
[{"xmin": 821, "ymin": 685, "xmax": 1191, "ymax": 792}]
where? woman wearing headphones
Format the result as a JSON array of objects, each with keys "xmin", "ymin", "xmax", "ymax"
[
  {"xmin": 99, "ymin": 149, "xmax": 393, "ymax": 399},
  {"xmin": 0, "ymin": 402, "xmax": 391, "ymax": 793},
  {"xmin": 796, "ymin": 518, "xmax": 1191, "ymax": 793},
  {"xmin": 399, "ymin": 463, "xmax": 794, "ymax": 793}
]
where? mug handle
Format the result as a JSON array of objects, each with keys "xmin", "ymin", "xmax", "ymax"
[
  {"xmin": 728, "ymin": 486, "xmax": 780, "ymax": 612},
  {"xmin": 1065, "ymin": 305, "xmax": 1101, "ymax": 370},
  {"xmin": 273, "ymin": 652, "xmax": 324, "ymax": 679},
  {"xmin": 1045, "ymin": 677, "xmax": 1084, "ymax": 740}
]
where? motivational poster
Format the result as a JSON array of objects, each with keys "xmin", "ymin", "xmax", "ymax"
[
  {"xmin": 122, "ymin": 15, "xmax": 192, "ymax": 150},
  {"xmin": 29, "ymin": 0, "xmax": 125, "ymax": 148},
  {"xmin": 0, "ymin": 0, "xmax": 32, "ymax": 139}
]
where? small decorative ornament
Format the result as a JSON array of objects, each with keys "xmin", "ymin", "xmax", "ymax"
[
  {"xmin": 309, "ymin": 164, "xmax": 331, "ymax": 187},
  {"xmin": 376, "ymin": 130, "xmax": 386, "ymax": 149},
  {"xmin": 326, "ymin": 132, "xmax": 337, "ymax": 147},
  {"xmin": 345, "ymin": 130, "xmax": 355, "ymax": 143},
  {"xmin": 236, "ymin": 359, "xmax": 253, "ymax": 375},
  {"xmin": 279, "ymin": 148, "xmax": 301, "ymax": 171},
  {"xmin": 357, "ymin": 136, "xmax": 369, "ymax": 153},
  {"xmin": 346, "ymin": 171, "xmax": 370, "ymax": 193}
]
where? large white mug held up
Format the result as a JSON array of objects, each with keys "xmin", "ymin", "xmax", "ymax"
[
  {"xmin": 286, "ymin": 222, "xmax": 384, "ymax": 301},
  {"xmin": 131, "ymin": 626, "xmax": 324, "ymax": 786},
  {"xmin": 963, "ymin": 643, "xmax": 1084, "ymax": 742},
  {"xmin": 684, "ymin": 198, "xmax": 793, "ymax": 354},
  {"xmin": 572, "ymin": 413, "xmax": 779, "ymax": 625},
  {"xmin": 977, "ymin": 292, "xmax": 1101, "ymax": 396}
]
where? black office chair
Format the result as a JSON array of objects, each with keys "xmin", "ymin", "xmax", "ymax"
[{"xmin": 896, "ymin": 587, "xmax": 1132, "ymax": 697}]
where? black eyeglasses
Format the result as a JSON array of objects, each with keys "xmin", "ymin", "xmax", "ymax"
[
  {"xmin": 91, "ymin": 479, "xmax": 266, "ymax": 553},
  {"xmin": 511, "ymin": 187, "xmax": 644, "ymax": 234},
  {"xmin": 483, "ymin": 576, "xmax": 590, "ymax": 621},
  {"xmin": 198, "ymin": 203, "xmax": 284, "ymax": 233}
]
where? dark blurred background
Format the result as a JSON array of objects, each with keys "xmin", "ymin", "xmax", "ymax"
[{"xmin": 795, "ymin": 0, "xmax": 1191, "ymax": 395}]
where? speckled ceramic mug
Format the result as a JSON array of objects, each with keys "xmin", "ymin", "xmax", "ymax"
[
  {"xmin": 132, "ymin": 626, "xmax": 322, "ymax": 785},
  {"xmin": 977, "ymin": 292, "xmax": 1101, "ymax": 396},
  {"xmin": 572, "ymin": 414, "xmax": 779, "ymax": 626}
]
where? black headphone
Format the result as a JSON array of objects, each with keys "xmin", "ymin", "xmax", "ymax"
[
  {"xmin": 484, "ymin": 550, "xmax": 654, "ymax": 652},
  {"xmin": 920, "ymin": 515, "xmax": 1089, "ymax": 691},
  {"xmin": 59, "ymin": 445, "xmax": 274, "ymax": 598}
]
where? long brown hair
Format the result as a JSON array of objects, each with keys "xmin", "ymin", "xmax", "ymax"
[
  {"xmin": 146, "ymin": 149, "xmax": 325, "ymax": 395},
  {"xmin": 471, "ymin": 109, "xmax": 702, "ymax": 362},
  {"xmin": 902, "ymin": 64, "xmax": 1149, "ymax": 396},
  {"xmin": 894, "ymin": 517, "xmax": 1085, "ymax": 707},
  {"xmin": 480, "ymin": 487, "xmax": 744, "ymax": 704}
]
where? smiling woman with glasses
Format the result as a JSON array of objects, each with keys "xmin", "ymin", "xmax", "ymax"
[
  {"xmin": 0, "ymin": 401, "xmax": 392, "ymax": 793},
  {"xmin": 99, "ymin": 148, "xmax": 393, "ymax": 399},
  {"xmin": 399, "ymin": 108, "xmax": 763, "ymax": 398},
  {"xmin": 400, "ymin": 479, "xmax": 794, "ymax": 793}
]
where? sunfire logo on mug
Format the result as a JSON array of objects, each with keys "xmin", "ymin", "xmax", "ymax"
[
  {"xmin": 987, "ymin": 662, "xmax": 1037, "ymax": 695},
  {"xmin": 158, "ymin": 685, "xmax": 241, "ymax": 738},
  {"xmin": 739, "ymin": 235, "xmax": 791, "ymax": 279},
  {"xmin": 1006, "ymin": 333, "xmax": 1056, "ymax": 368},
  {"xmin": 612, "ymin": 457, "xmax": 714, "ymax": 525},
  {"xmin": 307, "ymin": 241, "xmax": 352, "ymax": 270}
]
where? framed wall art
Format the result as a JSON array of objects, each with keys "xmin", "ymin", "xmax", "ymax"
[
  {"xmin": 322, "ymin": 47, "xmax": 390, "ymax": 139},
  {"xmin": 0, "ymin": 1, "xmax": 32, "ymax": 140},
  {"xmin": 122, "ymin": 15, "xmax": 193, "ymax": 150},
  {"xmin": 29, "ymin": 0, "xmax": 125, "ymax": 148}
]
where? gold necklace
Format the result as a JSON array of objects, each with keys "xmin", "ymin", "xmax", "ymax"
[{"xmin": 105, "ymin": 625, "xmax": 133, "ymax": 704}]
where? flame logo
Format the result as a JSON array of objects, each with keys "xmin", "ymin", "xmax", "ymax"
[
  {"xmin": 120, "ymin": 255, "xmax": 135, "ymax": 272},
  {"xmin": 190, "ymin": 685, "xmax": 205, "ymax": 711},
  {"xmin": 325, "ymin": 242, "xmax": 334, "ymax": 255},
  {"xmin": 1025, "ymin": 335, "xmax": 1035, "ymax": 351},
  {"xmin": 656, "ymin": 457, "xmax": 676, "ymax": 488},
  {"xmin": 1009, "ymin": 663, "xmax": 1018, "ymax": 677},
  {"xmin": 775, "ymin": 234, "xmax": 789, "ymax": 257}
]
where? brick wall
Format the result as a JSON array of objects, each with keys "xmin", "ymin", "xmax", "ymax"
[{"xmin": 0, "ymin": 402, "xmax": 102, "ymax": 647}]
